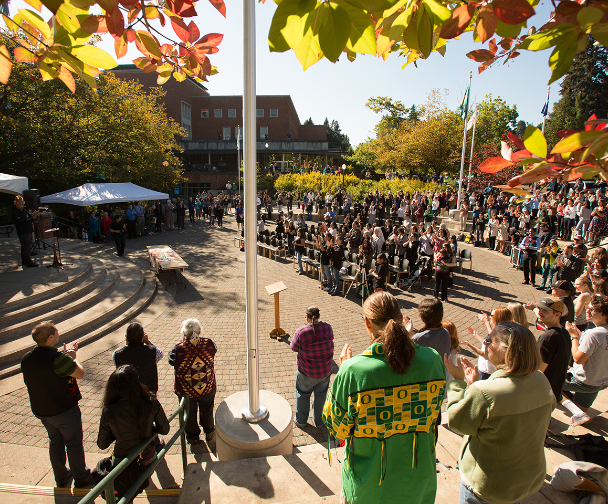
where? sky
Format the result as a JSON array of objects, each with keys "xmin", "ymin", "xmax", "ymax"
[{"xmin": 5, "ymin": 0, "xmax": 561, "ymax": 147}]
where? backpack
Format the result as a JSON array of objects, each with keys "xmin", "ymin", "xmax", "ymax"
[
  {"xmin": 457, "ymin": 232, "xmax": 465, "ymax": 242},
  {"xmin": 465, "ymin": 234, "xmax": 474, "ymax": 243},
  {"xmin": 474, "ymin": 240, "xmax": 481, "ymax": 247}
]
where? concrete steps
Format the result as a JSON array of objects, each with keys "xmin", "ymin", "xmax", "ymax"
[{"xmin": 0, "ymin": 245, "xmax": 158, "ymax": 378}]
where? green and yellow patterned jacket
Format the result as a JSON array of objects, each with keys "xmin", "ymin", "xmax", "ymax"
[{"xmin": 322, "ymin": 341, "xmax": 446, "ymax": 504}]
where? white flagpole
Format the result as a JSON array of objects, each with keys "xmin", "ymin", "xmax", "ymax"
[
  {"xmin": 242, "ymin": 0, "xmax": 267, "ymax": 422},
  {"xmin": 467, "ymin": 111, "xmax": 477, "ymax": 190},
  {"xmin": 456, "ymin": 72, "xmax": 472, "ymax": 210},
  {"xmin": 237, "ymin": 125, "xmax": 241, "ymax": 197}
]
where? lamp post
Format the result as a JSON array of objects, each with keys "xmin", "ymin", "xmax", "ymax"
[
  {"xmin": 341, "ymin": 163, "xmax": 346, "ymax": 190},
  {"xmin": 265, "ymin": 142, "xmax": 269, "ymax": 172}
]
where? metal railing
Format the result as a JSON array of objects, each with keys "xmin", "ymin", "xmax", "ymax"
[{"xmin": 78, "ymin": 396, "xmax": 190, "ymax": 504}]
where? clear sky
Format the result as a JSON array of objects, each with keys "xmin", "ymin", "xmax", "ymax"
[{"xmin": 6, "ymin": 0, "xmax": 561, "ymax": 146}]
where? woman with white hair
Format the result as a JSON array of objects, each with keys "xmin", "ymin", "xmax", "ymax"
[
  {"xmin": 168, "ymin": 319, "xmax": 218, "ymax": 448},
  {"xmin": 371, "ymin": 226, "xmax": 384, "ymax": 257}
]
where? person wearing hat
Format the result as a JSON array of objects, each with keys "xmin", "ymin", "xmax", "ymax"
[
  {"xmin": 13, "ymin": 195, "xmax": 39, "ymax": 267},
  {"xmin": 551, "ymin": 280, "xmax": 576, "ymax": 328},
  {"xmin": 534, "ymin": 298, "xmax": 571, "ymax": 400}
]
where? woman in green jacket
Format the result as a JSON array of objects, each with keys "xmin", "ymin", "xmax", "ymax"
[
  {"xmin": 323, "ymin": 291, "xmax": 446, "ymax": 504},
  {"xmin": 444, "ymin": 321, "xmax": 556, "ymax": 504}
]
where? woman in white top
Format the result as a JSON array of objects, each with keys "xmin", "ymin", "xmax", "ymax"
[
  {"xmin": 371, "ymin": 226, "xmax": 384, "ymax": 256},
  {"xmin": 487, "ymin": 213, "xmax": 500, "ymax": 251},
  {"xmin": 563, "ymin": 199, "xmax": 577, "ymax": 239},
  {"xmin": 460, "ymin": 308, "xmax": 513, "ymax": 380},
  {"xmin": 576, "ymin": 200, "xmax": 592, "ymax": 235},
  {"xmin": 498, "ymin": 216, "xmax": 509, "ymax": 253},
  {"xmin": 573, "ymin": 277, "xmax": 594, "ymax": 332},
  {"xmin": 519, "ymin": 208, "xmax": 531, "ymax": 229}
]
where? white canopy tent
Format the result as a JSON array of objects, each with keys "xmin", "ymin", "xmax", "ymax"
[
  {"xmin": 0, "ymin": 173, "xmax": 29, "ymax": 195},
  {"xmin": 40, "ymin": 183, "xmax": 170, "ymax": 206}
]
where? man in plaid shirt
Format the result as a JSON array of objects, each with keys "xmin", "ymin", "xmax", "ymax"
[{"xmin": 291, "ymin": 306, "xmax": 334, "ymax": 429}]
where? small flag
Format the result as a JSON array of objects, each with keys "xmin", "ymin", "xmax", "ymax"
[
  {"xmin": 236, "ymin": 126, "xmax": 240, "ymax": 149},
  {"xmin": 541, "ymin": 87, "xmax": 550, "ymax": 117},
  {"xmin": 466, "ymin": 110, "xmax": 477, "ymax": 130},
  {"xmin": 459, "ymin": 86, "xmax": 470, "ymax": 119}
]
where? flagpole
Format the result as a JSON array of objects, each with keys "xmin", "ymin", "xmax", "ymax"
[
  {"xmin": 456, "ymin": 72, "xmax": 472, "ymax": 210},
  {"xmin": 541, "ymin": 86, "xmax": 550, "ymax": 134},
  {"xmin": 467, "ymin": 110, "xmax": 477, "ymax": 191},
  {"xmin": 237, "ymin": 125, "xmax": 241, "ymax": 197}
]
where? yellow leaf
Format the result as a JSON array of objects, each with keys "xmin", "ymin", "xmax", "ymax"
[
  {"xmin": 174, "ymin": 69, "xmax": 187, "ymax": 82},
  {"xmin": 136, "ymin": 31, "xmax": 163, "ymax": 59},
  {"xmin": 23, "ymin": 0, "xmax": 43, "ymax": 12},
  {"xmin": 293, "ymin": 27, "xmax": 323, "ymax": 70},
  {"xmin": 69, "ymin": 44, "xmax": 118, "ymax": 69},
  {"xmin": 2, "ymin": 14, "xmax": 21, "ymax": 32},
  {"xmin": 14, "ymin": 47, "xmax": 36, "ymax": 62},
  {"xmin": 18, "ymin": 8, "xmax": 51, "ymax": 39},
  {"xmin": 157, "ymin": 70, "xmax": 171, "ymax": 84},
  {"xmin": 0, "ymin": 45, "xmax": 12, "ymax": 84}
]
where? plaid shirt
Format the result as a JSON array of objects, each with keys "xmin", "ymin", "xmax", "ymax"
[{"xmin": 291, "ymin": 321, "xmax": 334, "ymax": 378}]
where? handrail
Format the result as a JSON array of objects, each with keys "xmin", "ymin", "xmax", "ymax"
[{"xmin": 78, "ymin": 396, "xmax": 190, "ymax": 504}]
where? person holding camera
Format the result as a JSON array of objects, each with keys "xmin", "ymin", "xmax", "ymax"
[{"xmin": 368, "ymin": 253, "xmax": 388, "ymax": 292}]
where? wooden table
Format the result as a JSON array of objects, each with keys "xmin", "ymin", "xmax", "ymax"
[
  {"xmin": 147, "ymin": 246, "xmax": 189, "ymax": 289},
  {"xmin": 265, "ymin": 281, "xmax": 287, "ymax": 341}
]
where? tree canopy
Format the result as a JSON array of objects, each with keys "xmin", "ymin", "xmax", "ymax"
[
  {"xmin": 0, "ymin": 33, "xmax": 184, "ymax": 195},
  {"xmin": 324, "ymin": 117, "xmax": 351, "ymax": 151}
]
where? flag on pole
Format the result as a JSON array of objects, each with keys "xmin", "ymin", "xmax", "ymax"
[
  {"xmin": 466, "ymin": 110, "xmax": 477, "ymax": 130},
  {"xmin": 459, "ymin": 85, "xmax": 470, "ymax": 119},
  {"xmin": 237, "ymin": 126, "xmax": 240, "ymax": 149},
  {"xmin": 541, "ymin": 87, "xmax": 550, "ymax": 117}
]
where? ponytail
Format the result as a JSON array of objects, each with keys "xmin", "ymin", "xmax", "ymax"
[{"xmin": 381, "ymin": 318, "xmax": 416, "ymax": 374}]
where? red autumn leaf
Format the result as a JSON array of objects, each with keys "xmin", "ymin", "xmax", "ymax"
[
  {"xmin": 160, "ymin": 44, "xmax": 173, "ymax": 56},
  {"xmin": 488, "ymin": 38, "xmax": 497, "ymax": 55},
  {"xmin": 171, "ymin": 17, "xmax": 190, "ymax": 43},
  {"xmin": 478, "ymin": 57, "xmax": 496, "ymax": 73},
  {"xmin": 508, "ymin": 132, "xmax": 526, "ymax": 150},
  {"xmin": 477, "ymin": 7, "xmax": 498, "ymax": 43},
  {"xmin": 178, "ymin": 45, "xmax": 189, "ymax": 57},
  {"xmin": 125, "ymin": 28, "xmax": 136, "ymax": 43},
  {"xmin": 106, "ymin": 8, "xmax": 124, "ymax": 39},
  {"xmin": 14, "ymin": 47, "xmax": 36, "ymax": 62},
  {"xmin": 158, "ymin": 11, "xmax": 165, "ymax": 27},
  {"xmin": 194, "ymin": 33, "xmax": 223, "ymax": 49},
  {"xmin": 478, "ymin": 157, "xmax": 515, "ymax": 173},
  {"xmin": 194, "ymin": 46, "xmax": 219, "ymax": 55},
  {"xmin": 143, "ymin": 63, "xmax": 158, "ymax": 73},
  {"xmin": 188, "ymin": 21, "xmax": 200, "ymax": 44},
  {"xmin": 585, "ymin": 114, "xmax": 598, "ymax": 131},
  {"xmin": 511, "ymin": 149, "xmax": 533, "ymax": 162},
  {"xmin": 166, "ymin": 0, "xmax": 197, "ymax": 18},
  {"xmin": 467, "ymin": 49, "xmax": 494, "ymax": 62},
  {"xmin": 499, "ymin": 38, "xmax": 513, "ymax": 50},
  {"xmin": 132, "ymin": 56, "xmax": 149, "ymax": 68},
  {"xmin": 81, "ymin": 15, "xmax": 108, "ymax": 33},
  {"xmin": 191, "ymin": 49, "xmax": 208, "ymax": 65},
  {"xmin": 492, "ymin": 0, "xmax": 534, "ymax": 25},
  {"xmin": 127, "ymin": 6, "xmax": 141, "ymax": 24},
  {"xmin": 510, "ymin": 51, "xmax": 520, "ymax": 58},
  {"xmin": 97, "ymin": 0, "xmax": 119, "ymax": 15},
  {"xmin": 556, "ymin": 0, "xmax": 581, "ymax": 16},
  {"xmin": 208, "ymin": 0, "xmax": 226, "ymax": 17},
  {"xmin": 119, "ymin": 0, "xmax": 139, "ymax": 6},
  {"xmin": 439, "ymin": 3, "xmax": 476, "ymax": 39}
]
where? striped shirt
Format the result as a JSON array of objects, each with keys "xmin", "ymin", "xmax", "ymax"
[{"xmin": 291, "ymin": 322, "xmax": 334, "ymax": 379}]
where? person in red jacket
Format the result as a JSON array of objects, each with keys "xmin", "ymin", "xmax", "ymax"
[{"xmin": 101, "ymin": 211, "xmax": 112, "ymax": 242}]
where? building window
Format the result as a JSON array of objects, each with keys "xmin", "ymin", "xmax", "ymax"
[
  {"xmin": 223, "ymin": 127, "xmax": 231, "ymax": 140},
  {"xmin": 270, "ymin": 109, "xmax": 278, "ymax": 117},
  {"xmin": 214, "ymin": 109, "xmax": 222, "ymax": 118},
  {"xmin": 201, "ymin": 109, "xmax": 209, "ymax": 118},
  {"xmin": 260, "ymin": 126, "xmax": 268, "ymax": 140},
  {"xmin": 181, "ymin": 101, "xmax": 191, "ymax": 140},
  {"xmin": 228, "ymin": 109, "xmax": 236, "ymax": 118},
  {"xmin": 256, "ymin": 109, "xmax": 264, "ymax": 118}
]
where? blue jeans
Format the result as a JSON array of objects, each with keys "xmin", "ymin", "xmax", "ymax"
[
  {"xmin": 330, "ymin": 267, "xmax": 341, "ymax": 293},
  {"xmin": 562, "ymin": 370, "xmax": 608, "ymax": 408},
  {"xmin": 295, "ymin": 251, "xmax": 304, "ymax": 272},
  {"xmin": 295, "ymin": 371, "xmax": 331, "ymax": 427},
  {"xmin": 459, "ymin": 480, "xmax": 520, "ymax": 504},
  {"xmin": 540, "ymin": 262, "xmax": 555, "ymax": 288},
  {"xmin": 39, "ymin": 405, "xmax": 90, "ymax": 486},
  {"xmin": 321, "ymin": 263, "xmax": 331, "ymax": 288}
]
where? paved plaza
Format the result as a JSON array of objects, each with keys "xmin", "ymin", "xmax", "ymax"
[{"xmin": 0, "ymin": 209, "xmax": 607, "ymax": 502}]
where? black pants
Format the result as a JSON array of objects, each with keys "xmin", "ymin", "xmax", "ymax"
[
  {"xmin": 189, "ymin": 210, "xmax": 195, "ymax": 223},
  {"xmin": 488, "ymin": 236, "xmax": 496, "ymax": 250},
  {"xmin": 177, "ymin": 215, "xmax": 185, "ymax": 229},
  {"xmin": 523, "ymin": 252, "xmax": 537, "ymax": 284},
  {"xmin": 217, "ymin": 215, "xmax": 223, "ymax": 227},
  {"xmin": 115, "ymin": 235, "xmax": 126, "ymax": 256},
  {"xmin": 184, "ymin": 388, "xmax": 216, "ymax": 440},
  {"xmin": 18, "ymin": 232, "xmax": 33, "ymax": 265},
  {"xmin": 434, "ymin": 270, "xmax": 450, "ymax": 300},
  {"xmin": 127, "ymin": 220, "xmax": 136, "ymax": 238}
]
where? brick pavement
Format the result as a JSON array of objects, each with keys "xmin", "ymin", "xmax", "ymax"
[{"xmin": 0, "ymin": 212, "xmax": 567, "ymax": 455}]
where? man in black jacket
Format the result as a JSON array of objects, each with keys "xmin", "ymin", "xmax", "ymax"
[
  {"xmin": 549, "ymin": 245, "xmax": 581, "ymax": 293},
  {"xmin": 21, "ymin": 321, "xmax": 94, "ymax": 488},
  {"xmin": 12, "ymin": 195, "xmax": 39, "ymax": 267},
  {"xmin": 113, "ymin": 322, "xmax": 163, "ymax": 395}
]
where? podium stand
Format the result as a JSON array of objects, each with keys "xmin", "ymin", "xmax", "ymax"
[
  {"xmin": 265, "ymin": 281, "xmax": 287, "ymax": 341},
  {"xmin": 44, "ymin": 227, "xmax": 63, "ymax": 269}
]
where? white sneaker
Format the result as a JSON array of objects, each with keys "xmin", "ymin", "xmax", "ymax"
[
  {"xmin": 570, "ymin": 413, "xmax": 591, "ymax": 427},
  {"xmin": 323, "ymin": 287, "xmax": 331, "ymax": 291}
]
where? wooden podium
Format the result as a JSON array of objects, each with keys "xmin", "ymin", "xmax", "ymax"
[{"xmin": 265, "ymin": 281, "xmax": 287, "ymax": 341}]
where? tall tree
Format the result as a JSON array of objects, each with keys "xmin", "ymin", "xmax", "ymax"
[
  {"xmin": 302, "ymin": 117, "xmax": 314, "ymax": 126},
  {"xmin": 366, "ymin": 96, "xmax": 408, "ymax": 130},
  {"xmin": 544, "ymin": 37, "xmax": 608, "ymax": 148},
  {"xmin": 473, "ymin": 94, "xmax": 519, "ymax": 150},
  {"xmin": 323, "ymin": 117, "xmax": 351, "ymax": 151}
]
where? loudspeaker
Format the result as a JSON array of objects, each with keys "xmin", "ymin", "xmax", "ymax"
[{"xmin": 23, "ymin": 189, "xmax": 40, "ymax": 211}]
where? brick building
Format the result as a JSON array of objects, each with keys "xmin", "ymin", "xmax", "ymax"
[{"xmin": 110, "ymin": 65, "xmax": 345, "ymax": 196}]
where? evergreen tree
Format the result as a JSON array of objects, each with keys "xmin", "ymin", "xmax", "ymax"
[
  {"xmin": 323, "ymin": 117, "xmax": 351, "ymax": 151},
  {"xmin": 544, "ymin": 37, "xmax": 608, "ymax": 148},
  {"xmin": 303, "ymin": 117, "xmax": 314, "ymax": 126}
]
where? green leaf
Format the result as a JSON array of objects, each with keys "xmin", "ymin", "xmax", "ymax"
[
  {"xmin": 422, "ymin": 0, "xmax": 450, "ymax": 24},
  {"xmin": 268, "ymin": 0, "xmax": 316, "ymax": 53},
  {"xmin": 388, "ymin": 6, "xmax": 412, "ymax": 41},
  {"xmin": 416, "ymin": 5, "xmax": 433, "ymax": 57},
  {"xmin": 56, "ymin": 3, "xmax": 81, "ymax": 33},
  {"xmin": 317, "ymin": 2, "xmax": 351, "ymax": 62},
  {"xmin": 551, "ymin": 131, "xmax": 606, "ymax": 154},
  {"xmin": 523, "ymin": 125, "xmax": 547, "ymax": 158},
  {"xmin": 577, "ymin": 6, "xmax": 603, "ymax": 29},
  {"xmin": 495, "ymin": 19, "xmax": 523, "ymax": 38},
  {"xmin": 135, "ymin": 31, "xmax": 163, "ymax": 60},
  {"xmin": 68, "ymin": 44, "xmax": 118, "ymax": 69},
  {"xmin": 522, "ymin": 24, "xmax": 577, "ymax": 51},
  {"xmin": 343, "ymin": 0, "xmax": 399, "ymax": 14},
  {"xmin": 293, "ymin": 25, "xmax": 323, "ymax": 69},
  {"xmin": 547, "ymin": 33, "xmax": 578, "ymax": 84},
  {"xmin": 18, "ymin": 8, "xmax": 51, "ymax": 39},
  {"xmin": 591, "ymin": 23, "xmax": 608, "ymax": 46},
  {"xmin": 343, "ymin": 4, "xmax": 376, "ymax": 55}
]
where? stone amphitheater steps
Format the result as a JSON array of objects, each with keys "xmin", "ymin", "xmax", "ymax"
[{"xmin": 0, "ymin": 245, "xmax": 158, "ymax": 379}]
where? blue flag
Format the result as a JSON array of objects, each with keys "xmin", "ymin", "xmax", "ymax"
[
  {"xmin": 459, "ymin": 86, "xmax": 469, "ymax": 119},
  {"xmin": 541, "ymin": 87, "xmax": 550, "ymax": 117}
]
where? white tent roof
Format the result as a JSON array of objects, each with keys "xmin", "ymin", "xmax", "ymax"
[
  {"xmin": 0, "ymin": 173, "xmax": 28, "ymax": 195},
  {"xmin": 40, "ymin": 183, "xmax": 170, "ymax": 207}
]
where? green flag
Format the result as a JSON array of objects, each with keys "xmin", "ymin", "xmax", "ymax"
[{"xmin": 459, "ymin": 86, "xmax": 469, "ymax": 119}]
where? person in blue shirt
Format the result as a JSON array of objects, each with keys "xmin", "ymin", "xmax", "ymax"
[
  {"xmin": 135, "ymin": 202, "xmax": 145, "ymax": 237},
  {"xmin": 521, "ymin": 228, "xmax": 541, "ymax": 286},
  {"xmin": 187, "ymin": 197, "xmax": 196, "ymax": 223},
  {"xmin": 88, "ymin": 211, "xmax": 101, "ymax": 244},
  {"xmin": 125, "ymin": 205, "xmax": 137, "ymax": 239}
]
